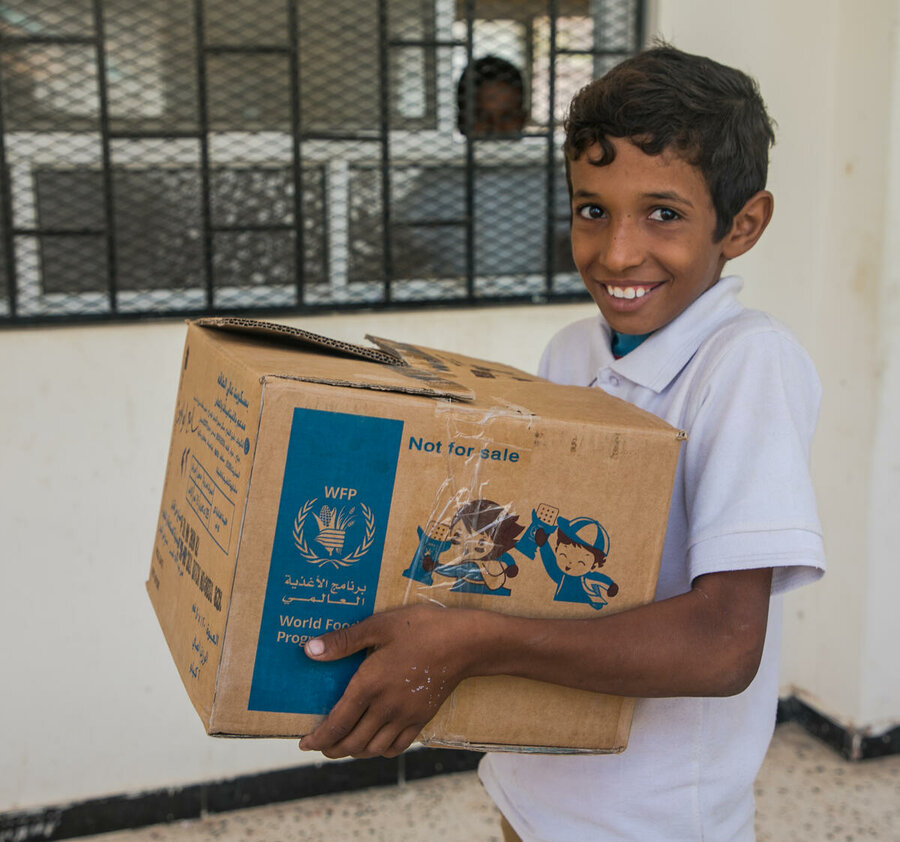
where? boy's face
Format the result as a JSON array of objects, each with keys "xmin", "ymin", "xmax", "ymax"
[
  {"xmin": 555, "ymin": 543, "xmax": 595, "ymax": 577},
  {"xmin": 472, "ymin": 81, "xmax": 525, "ymax": 137},
  {"xmin": 569, "ymin": 138, "xmax": 728, "ymax": 336}
]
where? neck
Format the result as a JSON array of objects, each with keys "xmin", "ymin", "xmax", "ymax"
[{"xmin": 611, "ymin": 330, "xmax": 653, "ymax": 358}]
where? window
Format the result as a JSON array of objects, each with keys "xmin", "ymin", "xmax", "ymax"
[{"xmin": 0, "ymin": 0, "xmax": 644, "ymax": 325}]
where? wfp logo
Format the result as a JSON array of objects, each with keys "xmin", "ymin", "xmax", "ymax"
[
  {"xmin": 293, "ymin": 487, "xmax": 376, "ymax": 568},
  {"xmin": 313, "ymin": 505, "xmax": 353, "ymax": 555}
]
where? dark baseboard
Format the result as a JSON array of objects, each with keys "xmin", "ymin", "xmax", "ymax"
[
  {"xmin": 4, "ymin": 697, "xmax": 898, "ymax": 842},
  {"xmin": 0, "ymin": 747, "xmax": 480, "ymax": 842},
  {"xmin": 777, "ymin": 696, "xmax": 900, "ymax": 761}
]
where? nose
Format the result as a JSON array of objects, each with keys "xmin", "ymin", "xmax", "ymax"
[{"xmin": 601, "ymin": 216, "xmax": 644, "ymax": 273}]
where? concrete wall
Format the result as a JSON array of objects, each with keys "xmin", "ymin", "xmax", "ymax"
[
  {"xmin": 3, "ymin": 0, "xmax": 898, "ymax": 813},
  {"xmin": 655, "ymin": 0, "xmax": 900, "ymax": 734},
  {"xmin": 0, "ymin": 305, "xmax": 596, "ymax": 811}
]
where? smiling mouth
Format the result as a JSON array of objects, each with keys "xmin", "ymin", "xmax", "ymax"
[{"xmin": 604, "ymin": 283, "xmax": 662, "ymax": 300}]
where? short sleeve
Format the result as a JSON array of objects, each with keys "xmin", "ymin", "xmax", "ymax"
[{"xmin": 682, "ymin": 327, "xmax": 826, "ymax": 594}]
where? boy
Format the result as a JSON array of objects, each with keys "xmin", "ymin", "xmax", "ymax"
[
  {"xmin": 299, "ymin": 45, "xmax": 825, "ymax": 841},
  {"xmin": 457, "ymin": 55, "xmax": 528, "ymax": 138}
]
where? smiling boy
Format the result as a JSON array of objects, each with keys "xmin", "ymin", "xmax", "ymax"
[
  {"xmin": 571, "ymin": 136, "xmax": 763, "ymax": 335},
  {"xmin": 299, "ymin": 45, "xmax": 825, "ymax": 841}
]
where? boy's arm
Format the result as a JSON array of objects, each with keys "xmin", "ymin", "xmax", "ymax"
[{"xmin": 298, "ymin": 566, "xmax": 772, "ymax": 759}]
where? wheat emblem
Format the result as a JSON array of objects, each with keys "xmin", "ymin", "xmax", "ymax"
[{"xmin": 293, "ymin": 498, "xmax": 376, "ymax": 568}]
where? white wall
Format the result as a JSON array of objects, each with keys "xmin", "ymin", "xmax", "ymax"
[
  {"xmin": 0, "ymin": 304, "xmax": 596, "ymax": 812},
  {"xmin": 655, "ymin": 0, "xmax": 900, "ymax": 732},
  {"xmin": 3, "ymin": 0, "xmax": 899, "ymax": 814},
  {"xmin": 858, "ymin": 2, "xmax": 900, "ymax": 731},
  {"xmin": 802, "ymin": 0, "xmax": 899, "ymax": 732}
]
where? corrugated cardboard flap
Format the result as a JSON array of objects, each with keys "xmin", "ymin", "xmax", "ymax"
[
  {"xmin": 151, "ymin": 317, "xmax": 686, "ymax": 751},
  {"xmin": 192, "ymin": 317, "xmax": 475, "ymax": 401},
  {"xmin": 194, "ymin": 317, "xmax": 405, "ymax": 366}
]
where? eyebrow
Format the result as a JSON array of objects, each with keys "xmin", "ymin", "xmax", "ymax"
[
  {"xmin": 571, "ymin": 188, "xmax": 695, "ymax": 208},
  {"xmin": 645, "ymin": 190, "xmax": 694, "ymax": 207}
]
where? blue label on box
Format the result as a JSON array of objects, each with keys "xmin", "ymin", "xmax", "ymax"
[{"xmin": 248, "ymin": 408, "xmax": 403, "ymax": 715}]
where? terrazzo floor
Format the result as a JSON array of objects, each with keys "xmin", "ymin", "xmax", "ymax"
[{"xmin": 86, "ymin": 723, "xmax": 899, "ymax": 841}]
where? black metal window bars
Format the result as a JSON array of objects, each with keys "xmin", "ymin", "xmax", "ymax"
[{"xmin": 0, "ymin": 0, "xmax": 643, "ymax": 326}]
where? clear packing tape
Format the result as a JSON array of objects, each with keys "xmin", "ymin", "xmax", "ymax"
[
  {"xmin": 401, "ymin": 403, "xmax": 616, "ymax": 614},
  {"xmin": 390, "ymin": 399, "xmax": 634, "ymax": 751},
  {"xmin": 154, "ymin": 318, "xmax": 679, "ymax": 750}
]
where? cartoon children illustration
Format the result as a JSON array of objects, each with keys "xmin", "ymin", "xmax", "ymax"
[
  {"xmin": 538, "ymin": 516, "xmax": 618, "ymax": 610},
  {"xmin": 427, "ymin": 499, "xmax": 524, "ymax": 596}
]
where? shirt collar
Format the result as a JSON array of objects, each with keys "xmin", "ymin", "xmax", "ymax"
[{"xmin": 595, "ymin": 275, "xmax": 745, "ymax": 393}]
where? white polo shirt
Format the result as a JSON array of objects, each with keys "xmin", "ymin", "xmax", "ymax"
[{"xmin": 479, "ymin": 275, "xmax": 825, "ymax": 842}]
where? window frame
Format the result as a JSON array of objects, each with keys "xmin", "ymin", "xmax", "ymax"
[{"xmin": 0, "ymin": 0, "xmax": 645, "ymax": 326}]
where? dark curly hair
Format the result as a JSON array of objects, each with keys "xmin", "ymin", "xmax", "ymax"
[
  {"xmin": 457, "ymin": 55, "xmax": 525, "ymax": 135},
  {"xmin": 564, "ymin": 44, "xmax": 776, "ymax": 240}
]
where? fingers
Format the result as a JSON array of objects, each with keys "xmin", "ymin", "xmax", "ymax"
[
  {"xmin": 300, "ymin": 706, "xmax": 419, "ymax": 759},
  {"xmin": 328, "ymin": 720, "xmax": 414, "ymax": 759},
  {"xmin": 304, "ymin": 614, "xmax": 382, "ymax": 662},
  {"xmin": 302, "ymin": 708, "xmax": 385, "ymax": 758},
  {"xmin": 387, "ymin": 725, "xmax": 421, "ymax": 757},
  {"xmin": 296, "ymin": 607, "xmax": 450, "ymax": 759},
  {"xmin": 297, "ymin": 662, "xmax": 424, "ymax": 759},
  {"xmin": 298, "ymin": 662, "xmax": 396, "ymax": 757},
  {"xmin": 299, "ymin": 677, "xmax": 370, "ymax": 753},
  {"xmin": 350, "ymin": 722, "xmax": 406, "ymax": 759}
]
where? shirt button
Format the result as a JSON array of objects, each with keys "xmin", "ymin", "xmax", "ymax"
[{"xmin": 608, "ymin": 374, "xmax": 621, "ymax": 387}]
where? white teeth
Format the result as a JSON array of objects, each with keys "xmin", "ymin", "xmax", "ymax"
[{"xmin": 606, "ymin": 285, "xmax": 648, "ymax": 299}]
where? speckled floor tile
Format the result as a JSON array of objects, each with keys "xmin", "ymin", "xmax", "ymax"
[
  {"xmin": 91, "ymin": 769, "xmax": 502, "ymax": 842},
  {"xmin": 754, "ymin": 723, "xmax": 899, "ymax": 841},
  {"xmin": 87, "ymin": 723, "xmax": 900, "ymax": 841}
]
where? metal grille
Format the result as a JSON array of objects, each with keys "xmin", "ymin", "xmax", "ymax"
[{"xmin": 0, "ymin": 0, "xmax": 643, "ymax": 326}]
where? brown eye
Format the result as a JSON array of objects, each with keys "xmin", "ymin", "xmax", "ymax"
[{"xmin": 577, "ymin": 204, "xmax": 604, "ymax": 220}]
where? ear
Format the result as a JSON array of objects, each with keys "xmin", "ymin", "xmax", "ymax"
[{"xmin": 721, "ymin": 190, "xmax": 774, "ymax": 260}]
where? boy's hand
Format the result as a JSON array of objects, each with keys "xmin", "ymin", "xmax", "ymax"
[{"xmin": 298, "ymin": 605, "xmax": 476, "ymax": 759}]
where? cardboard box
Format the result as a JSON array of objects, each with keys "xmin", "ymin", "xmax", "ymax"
[{"xmin": 147, "ymin": 317, "xmax": 683, "ymax": 753}]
